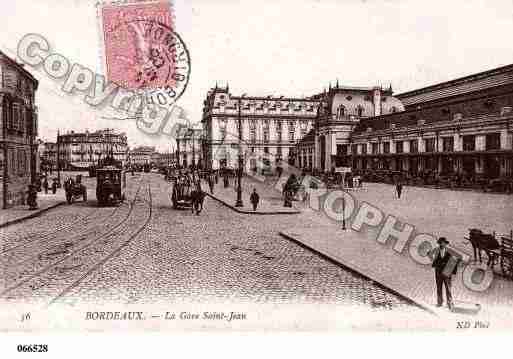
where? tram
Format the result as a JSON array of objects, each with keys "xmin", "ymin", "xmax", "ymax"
[{"xmin": 95, "ymin": 153, "xmax": 126, "ymax": 206}]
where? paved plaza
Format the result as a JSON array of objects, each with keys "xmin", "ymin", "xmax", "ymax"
[
  {"xmin": 0, "ymin": 173, "xmax": 417, "ymax": 324},
  {"xmin": 3, "ymin": 170, "xmax": 513, "ymax": 328}
]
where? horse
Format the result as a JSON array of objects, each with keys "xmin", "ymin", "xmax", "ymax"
[{"xmin": 190, "ymin": 183, "xmax": 206, "ymax": 215}]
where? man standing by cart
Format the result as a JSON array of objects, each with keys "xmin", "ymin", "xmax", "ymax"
[{"xmin": 429, "ymin": 237, "xmax": 458, "ymax": 310}]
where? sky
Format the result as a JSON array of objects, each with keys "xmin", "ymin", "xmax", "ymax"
[{"xmin": 2, "ymin": 0, "xmax": 513, "ymax": 151}]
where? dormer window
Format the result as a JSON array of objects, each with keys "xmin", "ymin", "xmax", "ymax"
[
  {"xmin": 501, "ymin": 106, "xmax": 512, "ymax": 116},
  {"xmin": 453, "ymin": 113, "xmax": 463, "ymax": 121},
  {"xmin": 337, "ymin": 105, "xmax": 346, "ymax": 118},
  {"xmin": 346, "ymin": 95, "xmax": 353, "ymax": 101}
]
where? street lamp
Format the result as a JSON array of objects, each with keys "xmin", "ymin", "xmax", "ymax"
[
  {"xmin": 176, "ymin": 138, "xmax": 181, "ymax": 169},
  {"xmin": 191, "ymin": 129, "xmax": 196, "ymax": 169},
  {"xmin": 56, "ymin": 130, "xmax": 61, "ymax": 186},
  {"xmin": 342, "ymin": 191, "xmax": 347, "ymax": 230},
  {"xmin": 235, "ymin": 95, "xmax": 245, "ymax": 207}
]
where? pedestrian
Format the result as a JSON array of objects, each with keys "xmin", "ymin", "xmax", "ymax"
[
  {"xmin": 51, "ymin": 179, "xmax": 58, "ymax": 194},
  {"xmin": 208, "ymin": 174, "xmax": 214, "ymax": 194},
  {"xmin": 42, "ymin": 176, "xmax": 49, "ymax": 194},
  {"xmin": 250, "ymin": 188, "xmax": 260, "ymax": 211},
  {"xmin": 396, "ymin": 181, "xmax": 403, "ymax": 198},
  {"xmin": 429, "ymin": 237, "xmax": 458, "ymax": 310}
]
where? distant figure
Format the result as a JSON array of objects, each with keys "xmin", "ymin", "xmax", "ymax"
[
  {"xmin": 27, "ymin": 184, "xmax": 38, "ymax": 210},
  {"xmin": 208, "ymin": 174, "xmax": 214, "ymax": 194},
  {"xmin": 250, "ymin": 188, "xmax": 260, "ymax": 211},
  {"xmin": 42, "ymin": 177, "xmax": 49, "ymax": 194},
  {"xmin": 396, "ymin": 182, "xmax": 403, "ymax": 199},
  {"xmin": 51, "ymin": 179, "xmax": 58, "ymax": 194},
  {"xmin": 428, "ymin": 237, "xmax": 457, "ymax": 310}
]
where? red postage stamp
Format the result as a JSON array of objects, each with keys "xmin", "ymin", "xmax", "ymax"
[{"xmin": 100, "ymin": 1, "xmax": 187, "ymax": 95}]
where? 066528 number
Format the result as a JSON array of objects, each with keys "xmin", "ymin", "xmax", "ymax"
[{"xmin": 17, "ymin": 344, "xmax": 48, "ymax": 353}]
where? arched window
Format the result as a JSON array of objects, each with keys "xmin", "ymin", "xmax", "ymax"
[{"xmin": 357, "ymin": 105, "xmax": 364, "ymax": 117}]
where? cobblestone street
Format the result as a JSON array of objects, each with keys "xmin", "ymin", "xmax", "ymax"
[{"xmin": 0, "ymin": 173, "xmax": 414, "ymax": 312}]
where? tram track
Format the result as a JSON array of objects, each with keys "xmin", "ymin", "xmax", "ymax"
[
  {"xmin": 0, "ymin": 176, "xmax": 145, "ymax": 267},
  {"xmin": 48, "ymin": 183, "xmax": 153, "ymax": 306},
  {"xmin": 0, "ymin": 179, "xmax": 148, "ymax": 301}
]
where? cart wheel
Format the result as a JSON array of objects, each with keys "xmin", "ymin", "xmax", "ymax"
[{"xmin": 501, "ymin": 253, "xmax": 513, "ymax": 279}]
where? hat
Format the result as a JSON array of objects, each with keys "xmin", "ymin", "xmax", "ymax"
[{"xmin": 437, "ymin": 237, "xmax": 449, "ymax": 245}]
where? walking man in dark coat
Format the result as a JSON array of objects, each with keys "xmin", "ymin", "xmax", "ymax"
[
  {"xmin": 250, "ymin": 188, "xmax": 260, "ymax": 211},
  {"xmin": 395, "ymin": 181, "xmax": 403, "ymax": 198},
  {"xmin": 429, "ymin": 237, "xmax": 458, "ymax": 310}
]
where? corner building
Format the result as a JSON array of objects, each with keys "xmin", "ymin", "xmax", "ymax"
[
  {"xmin": 0, "ymin": 51, "xmax": 39, "ymax": 208},
  {"xmin": 202, "ymin": 85, "xmax": 318, "ymax": 170}
]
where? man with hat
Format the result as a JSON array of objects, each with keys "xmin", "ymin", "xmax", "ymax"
[{"xmin": 429, "ymin": 237, "xmax": 458, "ymax": 310}]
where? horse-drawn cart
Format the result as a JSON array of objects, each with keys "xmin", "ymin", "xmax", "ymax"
[
  {"xmin": 171, "ymin": 177, "xmax": 193, "ymax": 209},
  {"xmin": 465, "ymin": 229, "xmax": 513, "ymax": 279},
  {"xmin": 171, "ymin": 176, "xmax": 205, "ymax": 214},
  {"xmin": 64, "ymin": 175, "xmax": 87, "ymax": 204}
]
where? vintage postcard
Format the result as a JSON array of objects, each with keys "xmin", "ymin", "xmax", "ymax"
[{"xmin": 1, "ymin": 0, "xmax": 513, "ymax": 341}]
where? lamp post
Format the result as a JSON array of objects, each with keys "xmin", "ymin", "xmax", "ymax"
[
  {"xmin": 191, "ymin": 129, "xmax": 196, "ymax": 169},
  {"xmin": 342, "ymin": 191, "xmax": 346, "ymax": 230},
  {"xmin": 176, "ymin": 138, "xmax": 180, "ymax": 168},
  {"xmin": 56, "ymin": 131, "xmax": 61, "ymax": 186},
  {"xmin": 235, "ymin": 95, "xmax": 245, "ymax": 207}
]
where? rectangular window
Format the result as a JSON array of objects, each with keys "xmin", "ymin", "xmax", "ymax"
[
  {"xmin": 372, "ymin": 143, "xmax": 379, "ymax": 154},
  {"xmin": 486, "ymin": 133, "xmax": 500, "ymax": 150},
  {"xmin": 12, "ymin": 103, "xmax": 21, "ymax": 130},
  {"xmin": 462, "ymin": 135, "xmax": 475, "ymax": 151},
  {"xmin": 336, "ymin": 144, "xmax": 344, "ymax": 156},
  {"xmin": 424, "ymin": 138, "xmax": 435, "ymax": 152},
  {"xmin": 409, "ymin": 140, "xmax": 418, "ymax": 153},
  {"xmin": 395, "ymin": 141, "xmax": 403, "ymax": 154},
  {"xmin": 264, "ymin": 147, "xmax": 269, "ymax": 154},
  {"xmin": 442, "ymin": 137, "xmax": 454, "ymax": 152},
  {"xmin": 351, "ymin": 144, "xmax": 358, "ymax": 155},
  {"xmin": 361, "ymin": 144, "xmax": 367, "ymax": 154},
  {"xmin": 263, "ymin": 131, "xmax": 269, "ymax": 143},
  {"xmin": 289, "ymin": 131, "xmax": 295, "ymax": 142},
  {"xmin": 383, "ymin": 142, "xmax": 390, "ymax": 154}
]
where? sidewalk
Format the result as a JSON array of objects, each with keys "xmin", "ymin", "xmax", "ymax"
[
  {"xmin": 201, "ymin": 176, "xmax": 300, "ymax": 215},
  {"xmin": 280, "ymin": 220, "xmax": 513, "ymax": 321},
  {"xmin": 0, "ymin": 191, "xmax": 66, "ymax": 228}
]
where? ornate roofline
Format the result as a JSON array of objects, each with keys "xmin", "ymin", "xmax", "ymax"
[
  {"xmin": 396, "ymin": 63, "xmax": 513, "ymax": 99},
  {"xmin": 0, "ymin": 50, "xmax": 39, "ymax": 88}
]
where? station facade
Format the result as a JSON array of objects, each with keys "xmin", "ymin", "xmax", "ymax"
[
  {"xmin": 346, "ymin": 65, "xmax": 513, "ymax": 181},
  {"xmin": 202, "ymin": 64, "xmax": 513, "ymax": 183}
]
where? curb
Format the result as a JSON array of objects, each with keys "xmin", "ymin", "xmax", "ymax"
[
  {"xmin": 0, "ymin": 202, "xmax": 66, "ymax": 229},
  {"xmin": 278, "ymin": 231, "xmax": 437, "ymax": 316},
  {"xmin": 205, "ymin": 193, "xmax": 300, "ymax": 215}
]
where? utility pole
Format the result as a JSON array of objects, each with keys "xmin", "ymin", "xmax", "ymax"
[
  {"xmin": 56, "ymin": 130, "xmax": 61, "ymax": 186},
  {"xmin": 235, "ymin": 95, "xmax": 244, "ymax": 207}
]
